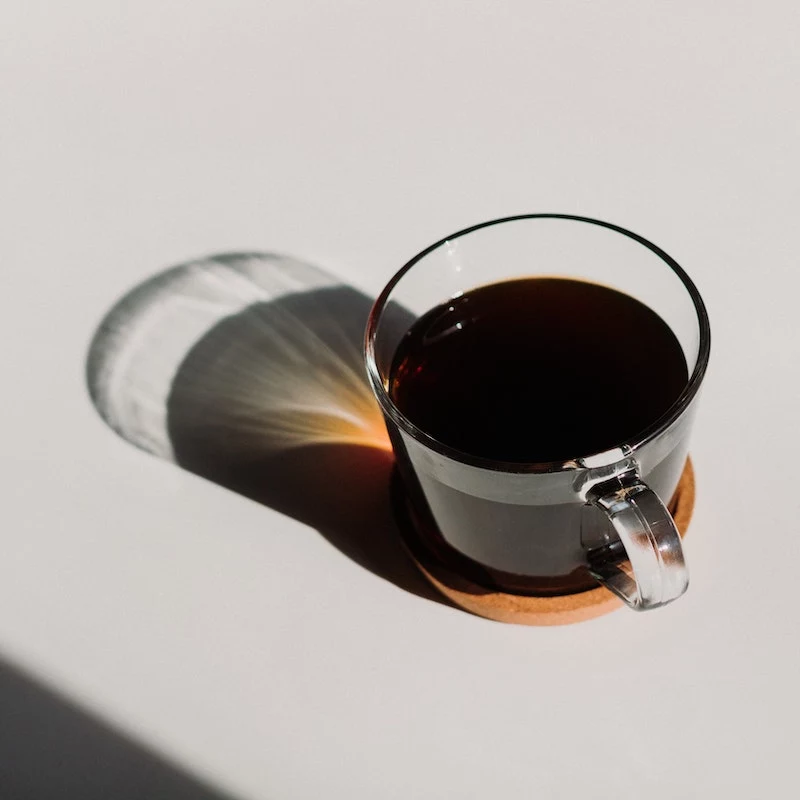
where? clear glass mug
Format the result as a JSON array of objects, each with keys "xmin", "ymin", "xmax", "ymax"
[{"xmin": 365, "ymin": 215, "xmax": 710, "ymax": 611}]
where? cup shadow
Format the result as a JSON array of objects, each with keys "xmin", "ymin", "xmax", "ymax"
[{"xmin": 86, "ymin": 252, "xmax": 442, "ymax": 604}]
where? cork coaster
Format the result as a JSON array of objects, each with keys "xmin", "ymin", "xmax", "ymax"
[{"xmin": 401, "ymin": 458, "xmax": 695, "ymax": 626}]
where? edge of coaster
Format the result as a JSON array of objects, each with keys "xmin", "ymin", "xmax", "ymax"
[{"xmin": 408, "ymin": 458, "xmax": 695, "ymax": 626}]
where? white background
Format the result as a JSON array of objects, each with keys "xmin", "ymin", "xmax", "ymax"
[{"xmin": 2, "ymin": 2, "xmax": 799, "ymax": 798}]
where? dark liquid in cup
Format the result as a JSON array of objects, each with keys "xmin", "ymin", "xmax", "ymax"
[
  {"xmin": 389, "ymin": 277, "xmax": 687, "ymax": 463},
  {"xmin": 388, "ymin": 277, "xmax": 689, "ymax": 595}
]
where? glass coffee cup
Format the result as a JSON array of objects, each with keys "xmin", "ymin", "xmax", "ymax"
[{"xmin": 366, "ymin": 215, "xmax": 710, "ymax": 611}]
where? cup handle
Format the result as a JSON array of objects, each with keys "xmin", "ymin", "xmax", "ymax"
[{"xmin": 585, "ymin": 470, "xmax": 689, "ymax": 611}]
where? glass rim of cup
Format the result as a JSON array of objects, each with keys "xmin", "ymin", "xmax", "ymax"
[{"xmin": 365, "ymin": 213, "xmax": 711, "ymax": 474}]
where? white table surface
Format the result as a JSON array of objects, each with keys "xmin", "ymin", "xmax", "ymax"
[{"xmin": 3, "ymin": 2, "xmax": 799, "ymax": 798}]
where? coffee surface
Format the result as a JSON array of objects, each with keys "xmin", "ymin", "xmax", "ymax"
[{"xmin": 389, "ymin": 277, "xmax": 687, "ymax": 463}]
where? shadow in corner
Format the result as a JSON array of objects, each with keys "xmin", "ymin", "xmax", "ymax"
[
  {"xmin": 0, "ymin": 657, "xmax": 238, "ymax": 799},
  {"xmin": 86, "ymin": 252, "xmax": 442, "ymax": 604}
]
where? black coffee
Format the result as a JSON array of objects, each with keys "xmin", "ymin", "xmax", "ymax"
[{"xmin": 389, "ymin": 277, "xmax": 687, "ymax": 463}]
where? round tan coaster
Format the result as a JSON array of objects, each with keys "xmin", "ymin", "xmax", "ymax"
[{"xmin": 404, "ymin": 458, "xmax": 695, "ymax": 626}]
